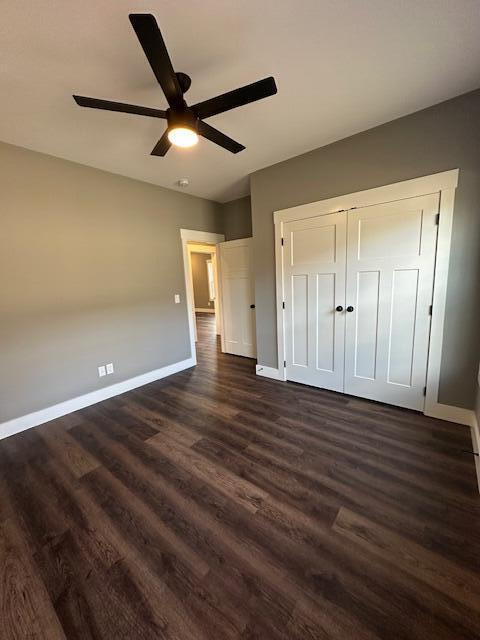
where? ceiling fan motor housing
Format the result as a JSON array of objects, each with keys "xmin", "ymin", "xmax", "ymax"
[
  {"xmin": 167, "ymin": 106, "xmax": 199, "ymax": 132},
  {"xmin": 175, "ymin": 72, "xmax": 191, "ymax": 94}
]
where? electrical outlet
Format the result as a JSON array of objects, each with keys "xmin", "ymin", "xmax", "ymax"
[
  {"xmin": 174, "ymin": 294, "xmax": 180, "ymax": 304},
  {"xmin": 106, "ymin": 363, "xmax": 114, "ymax": 375},
  {"xmin": 98, "ymin": 365, "xmax": 106, "ymax": 377}
]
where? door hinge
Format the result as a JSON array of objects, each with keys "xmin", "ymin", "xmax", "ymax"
[
  {"xmin": 429, "ymin": 304, "xmax": 433, "ymax": 315},
  {"xmin": 282, "ymin": 301, "xmax": 285, "ymax": 309},
  {"xmin": 284, "ymin": 360, "xmax": 287, "ymax": 367},
  {"xmin": 423, "ymin": 386, "xmax": 427, "ymax": 396},
  {"xmin": 281, "ymin": 237, "xmax": 284, "ymax": 246},
  {"xmin": 435, "ymin": 213, "xmax": 440, "ymax": 225}
]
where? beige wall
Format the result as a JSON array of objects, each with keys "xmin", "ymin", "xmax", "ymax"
[
  {"xmin": 250, "ymin": 89, "xmax": 480, "ymax": 409},
  {"xmin": 220, "ymin": 196, "xmax": 252, "ymax": 240},
  {"xmin": 0, "ymin": 141, "xmax": 222, "ymax": 423},
  {"xmin": 191, "ymin": 252, "xmax": 214, "ymax": 310}
]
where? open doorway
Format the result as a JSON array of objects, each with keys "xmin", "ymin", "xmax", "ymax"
[
  {"xmin": 180, "ymin": 229, "xmax": 225, "ymax": 365},
  {"xmin": 187, "ymin": 242, "xmax": 219, "ymax": 344}
]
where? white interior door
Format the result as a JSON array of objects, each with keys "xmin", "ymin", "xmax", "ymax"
[
  {"xmin": 283, "ymin": 212, "xmax": 346, "ymax": 391},
  {"xmin": 344, "ymin": 194, "xmax": 439, "ymax": 410},
  {"xmin": 219, "ymin": 238, "xmax": 256, "ymax": 358}
]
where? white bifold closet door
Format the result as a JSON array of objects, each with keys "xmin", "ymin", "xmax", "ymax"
[
  {"xmin": 344, "ymin": 193, "xmax": 439, "ymax": 410},
  {"xmin": 219, "ymin": 238, "xmax": 256, "ymax": 358},
  {"xmin": 283, "ymin": 212, "xmax": 346, "ymax": 391},
  {"xmin": 283, "ymin": 193, "xmax": 439, "ymax": 410}
]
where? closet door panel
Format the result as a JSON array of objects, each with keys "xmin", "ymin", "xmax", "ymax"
[
  {"xmin": 291, "ymin": 274, "xmax": 308, "ymax": 367},
  {"xmin": 316, "ymin": 273, "xmax": 336, "ymax": 372},
  {"xmin": 354, "ymin": 270, "xmax": 380, "ymax": 380},
  {"xmin": 344, "ymin": 193, "xmax": 439, "ymax": 410},
  {"xmin": 283, "ymin": 212, "xmax": 346, "ymax": 391},
  {"xmin": 388, "ymin": 268, "xmax": 419, "ymax": 386}
]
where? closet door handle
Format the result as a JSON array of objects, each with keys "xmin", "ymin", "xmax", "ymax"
[
  {"xmin": 335, "ymin": 306, "xmax": 343, "ymax": 312},
  {"xmin": 250, "ymin": 304, "xmax": 255, "ymax": 309},
  {"xmin": 346, "ymin": 306, "xmax": 354, "ymax": 312}
]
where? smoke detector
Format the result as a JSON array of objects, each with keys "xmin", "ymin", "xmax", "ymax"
[{"xmin": 177, "ymin": 178, "xmax": 189, "ymax": 188}]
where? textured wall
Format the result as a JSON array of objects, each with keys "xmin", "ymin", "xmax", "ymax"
[
  {"xmin": 250, "ymin": 89, "xmax": 480, "ymax": 409},
  {"xmin": 0, "ymin": 142, "xmax": 222, "ymax": 422}
]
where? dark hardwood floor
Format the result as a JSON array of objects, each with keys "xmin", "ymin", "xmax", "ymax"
[{"xmin": 1, "ymin": 311, "xmax": 480, "ymax": 639}]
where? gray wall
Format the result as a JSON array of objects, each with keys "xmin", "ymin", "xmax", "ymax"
[
  {"xmin": 0, "ymin": 141, "xmax": 222, "ymax": 423},
  {"xmin": 220, "ymin": 196, "xmax": 252, "ymax": 240},
  {"xmin": 191, "ymin": 252, "xmax": 214, "ymax": 310},
  {"xmin": 250, "ymin": 89, "xmax": 480, "ymax": 409}
]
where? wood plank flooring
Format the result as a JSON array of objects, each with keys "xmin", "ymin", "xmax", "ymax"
[{"xmin": 1, "ymin": 311, "xmax": 480, "ymax": 639}]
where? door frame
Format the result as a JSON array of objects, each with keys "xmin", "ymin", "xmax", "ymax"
[
  {"xmin": 180, "ymin": 229, "xmax": 225, "ymax": 365},
  {"xmin": 273, "ymin": 169, "xmax": 459, "ymax": 420}
]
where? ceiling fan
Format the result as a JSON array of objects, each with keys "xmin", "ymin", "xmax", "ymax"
[{"xmin": 73, "ymin": 14, "xmax": 277, "ymax": 156}]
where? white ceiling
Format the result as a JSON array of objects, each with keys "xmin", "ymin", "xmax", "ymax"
[{"xmin": 1, "ymin": 1, "xmax": 480, "ymax": 202}]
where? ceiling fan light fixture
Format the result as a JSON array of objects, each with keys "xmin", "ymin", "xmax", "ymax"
[{"xmin": 167, "ymin": 126, "xmax": 198, "ymax": 148}]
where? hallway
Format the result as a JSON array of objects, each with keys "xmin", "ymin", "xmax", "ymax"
[{"xmin": 195, "ymin": 311, "xmax": 218, "ymax": 352}]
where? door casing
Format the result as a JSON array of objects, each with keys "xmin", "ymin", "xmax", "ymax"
[{"xmin": 273, "ymin": 170, "xmax": 459, "ymax": 418}]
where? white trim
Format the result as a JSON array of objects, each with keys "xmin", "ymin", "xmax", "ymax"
[
  {"xmin": 274, "ymin": 221, "xmax": 287, "ymax": 381},
  {"xmin": 255, "ymin": 365, "xmax": 284, "ymax": 381},
  {"xmin": 195, "ymin": 308, "xmax": 215, "ymax": 313},
  {"xmin": 274, "ymin": 169, "xmax": 459, "ymax": 223},
  {"xmin": 0, "ymin": 357, "xmax": 195, "ymax": 441},
  {"xmin": 273, "ymin": 170, "xmax": 460, "ymax": 418},
  {"xmin": 181, "ymin": 230, "xmax": 225, "ymax": 243},
  {"xmin": 180, "ymin": 229, "xmax": 224, "ymax": 361}
]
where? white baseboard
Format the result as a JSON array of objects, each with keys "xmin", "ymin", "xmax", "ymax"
[
  {"xmin": 0, "ymin": 357, "xmax": 195, "ymax": 441},
  {"xmin": 424, "ymin": 402, "xmax": 476, "ymax": 427},
  {"xmin": 255, "ymin": 365, "xmax": 284, "ymax": 381},
  {"xmin": 195, "ymin": 308, "xmax": 215, "ymax": 313},
  {"xmin": 425, "ymin": 402, "xmax": 479, "ymax": 493}
]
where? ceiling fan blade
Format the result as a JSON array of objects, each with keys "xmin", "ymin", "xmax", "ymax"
[
  {"xmin": 129, "ymin": 14, "xmax": 183, "ymax": 108},
  {"xmin": 73, "ymin": 95, "xmax": 166, "ymax": 118},
  {"xmin": 198, "ymin": 121, "xmax": 245, "ymax": 154},
  {"xmin": 151, "ymin": 130, "xmax": 171, "ymax": 156},
  {"xmin": 193, "ymin": 76, "xmax": 277, "ymax": 120}
]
